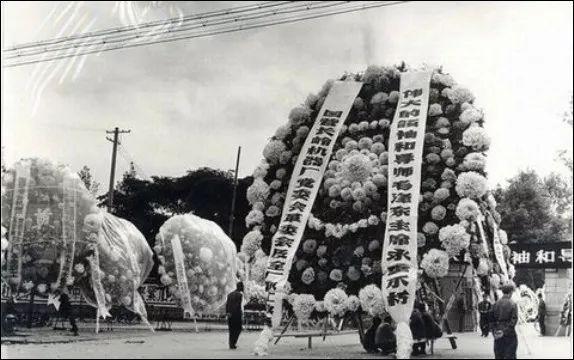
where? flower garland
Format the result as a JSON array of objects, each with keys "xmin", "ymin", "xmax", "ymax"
[{"xmin": 241, "ymin": 64, "xmax": 508, "ymax": 303}]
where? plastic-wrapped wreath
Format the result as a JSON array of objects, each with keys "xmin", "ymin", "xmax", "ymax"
[
  {"xmin": 241, "ymin": 64, "xmax": 511, "ymax": 313},
  {"xmin": 155, "ymin": 213, "xmax": 238, "ymax": 314},
  {"xmin": 1, "ymin": 158, "xmax": 154, "ymax": 322}
]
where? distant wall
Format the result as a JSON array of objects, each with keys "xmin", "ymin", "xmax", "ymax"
[{"xmin": 544, "ymin": 268, "xmax": 572, "ymax": 335}]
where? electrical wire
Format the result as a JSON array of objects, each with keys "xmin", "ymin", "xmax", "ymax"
[{"xmin": 3, "ymin": 1, "xmax": 408, "ymax": 68}]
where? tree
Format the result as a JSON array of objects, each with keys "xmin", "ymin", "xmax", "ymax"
[
  {"xmin": 78, "ymin": 165, "xmax": 100, "ymax": 196},
  {"xmin": 495, "ymin": 169, "xmax": 571, "ymax": 290}
]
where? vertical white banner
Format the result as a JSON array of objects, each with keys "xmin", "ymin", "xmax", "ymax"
[
  {"xmin": 264, "ymin": 80, "xmax": 363, "ymax": 328},
  {"xmin": 381, "ymin": 71, "xmax": 432, "ymax": 357},
  {"xmin": 171, "ymin": 234, "xmax": 194, "ymax": 319}
]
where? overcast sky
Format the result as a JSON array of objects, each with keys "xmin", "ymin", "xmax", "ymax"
[{"xmin": 1, "ymin": 1, "xmax": 572, "ymax": 193}]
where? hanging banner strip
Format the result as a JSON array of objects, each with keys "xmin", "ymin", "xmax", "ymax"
[
  {"xmin": 89, "ymin": 246, "xmax": 111, "ymax": 319},
  {"xmin": 264, "ymin": 80, "xmax": 363, "ymax": 328},
  {"xmin": 476, "ymin": 216, "xmax": 490, "ymax": 256},
  {"xmin": 12, "ymin": 161, "xmax": 31, "ymax": 288},
  {"xmin": 171, "ymin": 234, "xmax": 194, "ymax": 319},
  {"xmin": 382, "ymin": 71, "xmax": 432, "ymax": 325},
  {"xmin": 488, "ymin": 213, "xmax": 508, "ymax": 279}
]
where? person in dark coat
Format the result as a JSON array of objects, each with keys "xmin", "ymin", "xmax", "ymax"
[
  {"xmin": 410, "ymin": 300, "xmax": 427, "ymax": 356},
  {"xmin": 56, "ymin": 288, "xmax": 78, "ymax": 336},
  {"xmin": 490, "ymin": 283, "xmax": 518, "ymax": 359},
  {"xmin": 225, "ymin": 282, "xmax": 244, "ymax": 349},
  {"xmin": 421, "ymin": 304, "xmax": 443, "ymax": 341},
  {"xmin": 537, "ymin": 293, "xmax": 546, "ymax": 336},
  {"xmin": 478, "ymin": 294, "xmax": 493, "ymax": 337},
  {"xmin": 361, "ymin": 316, "xmax": 381, "ymax": 353},
  {"xmin": 375, "ymin": 314, "xmax": 397, "ymax": 355}
]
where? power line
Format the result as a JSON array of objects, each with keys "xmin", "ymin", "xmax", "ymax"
[
  {"xmin": 2, "ymin": 1, "xmax": 408, "ymax": 68},
  {"xmin": 3, "ymin": 1, "xmax": 291, "ymax": 51},
  {"xmin": 3, "ymin": 2, "xmax": 346, "ymax": 60}
]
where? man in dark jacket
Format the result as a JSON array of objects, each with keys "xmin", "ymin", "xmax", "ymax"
[
  {"xmin": 225, "ymin": 282, "xmax": 244, "ymax": 349},
  {"xmin": 375, "ymin": 315, "xmax": 397, "ymax": 355},
  {"xmin": 410, "ymin": 300, "xmax": 427, "ymax": 355},
  {"xmin": 56, "ymin": 288, "xmax": 78, "ymax": 336},
  {"xmin": 361, "ymin": 316, "xmax": 381, "ymax": 353},
  {"xmin": 490, "ymin": 283, "xmax": 518, "ymax": 359},
  {"xmin": 478, "ymin": 294, "xmax": 493, "ymax": 337},
  {"xmin": 537, "ymin": 293, "xmax": 546, "ymax": 336}
]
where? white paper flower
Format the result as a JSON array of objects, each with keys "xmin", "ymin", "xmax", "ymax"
[
  {"xmin": 423, "ymin": 221, "xmax": 439, "ymax": 235},
  {"xmin": 348, "ymin": 295, "xmax": 361, "ymax": 312},
  {"xmin": 293, "ymin": 294, "xmax": 316, "ymax": 321},
  {"xmin": 455, "ymin": 171, "xmax": 488, "ymax": 199},
  {"xmin": 455, "ymin": 198, "xmax": 480, "ymax": 221},
  {"xmin": 477, "ymin": 258, "xmax": 491, "ymax": 276},
  {"xmin": 246, "ymin": 209, "xmax": 265, "ymax": 227},
  {"xmin": 462, "ymin": 125, "xmax": 491, "ymax": 151},
  {"xmin": 274, "ymin": 125, "xmax": 291, "ymax": 140},
  {"xmin": 265, "ymin": 205, "xmax": 281, "ymax": 218},
  {"xmin": 431, "ymin": 205, "xmax": 447, "ymax": 221},
  {"xmin": 445, "ymin": 86, "xmax": 475, "ymax": 104},
  {"xmin": 288, "ymin": 106, "xmax": 312, "ymax": 127},
  {"xmin": 359, "ymin": 284, "xmax": 384, "ymax": 317},
  {"xmin": 421, "ymin": 249, "xmax": 449, "ymax": 278},
  {"xmin": 341, "ymin": 154, "xmax": 373, "ymax": 183},
  {"xmin": 324, "ymin": 288, "xmax": 349, "ymax": 317},
  {"xmin": 241, "ymin": 229, "xmax": 263, "ymax": 258},
  {"xmin": 428, "ymin": 103, "xmax": 443, "ymax": 116},
  {"xmin": 301, "ymin": 267, "xmax": 315, "ymax": 285},
  {"xmin": 263, "ymin": 140, "xmax": 287, "ymax": 165},
  {"xmin": 329, "ymin": 269, "xmax": 343, "ymax": 282},
  {"xmin": 439, "ymin": 224, "xmax": 471, "ymax": 256},
  {"xmin": 459, "ymin": 106, "xmax": 483, "ymax": 125},
  {"xmin": 463, "ymin": 152, "xmax": 487, "ymax": 171},
  {"xmin": 246, "ymin": 179, "xmax": 270, "ymax": 205}
]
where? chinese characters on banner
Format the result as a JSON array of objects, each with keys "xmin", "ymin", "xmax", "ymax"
[
  {"xmin": 509, "ymin": 242, "xmax": 572, "ymax": 269},
  {"xmin": 264, "ymin": 81, "xmax": 363, "ymax": 328},
  {"xmin": 487, "ymin": 212, "xmax": 509, "ymax": 279},
  {"xmin": 171, "ymin": 234, "xmax": 194, "ymax": 319},
  {"xmin": 382, "ymin": 71, "xmax": 432, "ymax": 326}
]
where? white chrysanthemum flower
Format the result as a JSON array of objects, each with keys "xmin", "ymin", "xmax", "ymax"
[
  {"xmin": 265, "ymin": 205, "xmax": 281, "ymax": 218},
  {"xmin": 241, "ymin": 230, "xmax": 263, "ymax": 258},
  {"xmin": 301, "ymin": 267, "xmax": 315, "ymax": 285},
  {"xmin": 439, "ymin": 224, "xmax": 471, "ymax": 256},
  {"xmin": 428, "ymin": 103, "xmax": 443, "ymax": 116},
  {"xmin": 455, "ymin": 171, "xmax": 488, "ymax": 199},
  {"xmin": 324, "ymin": 288, "xmax": 349, "ymax": 317},
  {"xmin": 432, "ymin": 73, "xmax": 456, "ymax": 87},
  {"xmin": 293, "ymin": 294, "xmax": 316, "ymax": 321},
  {"xmin": 246, "ymin": 209, "xmax": 265, "ymax": 227},
  {"xmin": 329, "ymin": 269, "xmax": 343, "ymax": 282},
  {"xmin": 246, "ymin": 179, "xmax": 270, "ymax": 205},
  {"xmin": 423, "ymin": 221, "xmax": 439, "ymax": 235},
  {"xmin": 462, "ymin": 124, "xmax": 491, "ymax": 151},
  {"xmin": 253, "ymin": 160, "xmax": 269, "ymax": 178},
  {"xmin": 446, "ymin": 86, "xmax": 475, "ymax": 104},
  {"xmin": 370, "ymin": 92, "xmax": 389, "ymax": 105},
  {"xmin": 347, "ymin": 295, "xmax": 361, "ymax": 312},
  {"xmin": 359, "ymin": 284, "xmax": 384, "ymax": 317},
  {"xmin": 431, "ymin": 205, "xmax": 447, "ymax": 221},
  {"xmin": 274, "ymin": 125, "xmax": 291, "ymax": 140},
  {"xmin": 421, "ymin": 249, "xmax": 450, "ymax": 278},
  {"xmin": 463, "ymin": 152, "xmax": 487, "ymax": 171},
  {"xmin": 341, "ymin": 154, "xmax": 373, "ymax": 183},
  {"xmin": 459, "ymin": 106, "xmax": 483, "ymax": 125},
  {"xmin": 455, "ymin": 198, "xmax": 481, "ymax": 221},
  {"xmin": 288, "ymin": 106, "xmax": 312, "ymax": 127},
  {"xmin": 263, "ymin": 140, "xmax": 287, "ymax": 165}
]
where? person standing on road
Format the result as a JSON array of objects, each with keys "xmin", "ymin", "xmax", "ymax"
[
  {"xmin": 478, "ymin": 294, "xmax": 493, "ymax": 337},
  {"xmin": 490, "ymin": 283, "xmax": 518, "ymax": 359},
  {"xmin": 56, "ymin": 288, "xmax": 78, "ymax": 336},
  {"xmin": 225, "ymin": 282, "xmax": 244, "ymax": 349},
  {"xmin": 537, "ymin": 293, "xmax": 546, "ymax": 336}
]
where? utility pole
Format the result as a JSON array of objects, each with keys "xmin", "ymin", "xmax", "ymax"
[
  {"xmin": 106, "ymin": 127, "xmax": 130, "ymax": 212},
  {"xmin": 228, "ymin": 146, "xmax": 241, "ymax": 238}
]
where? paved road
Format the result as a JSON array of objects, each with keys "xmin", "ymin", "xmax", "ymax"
[{"xmin": 2, "ymin": 327, "xmax": 572, "ymax": 359}]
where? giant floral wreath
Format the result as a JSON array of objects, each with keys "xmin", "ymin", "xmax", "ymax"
[{"xmin": 240, "ymin": 64, "xmax": 513, "ymax": 309}]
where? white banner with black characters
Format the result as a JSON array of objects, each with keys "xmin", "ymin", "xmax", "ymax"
[
  {"xmin": 381, "ymin": 71, "xmax": 432, "ymax": 357},
  {"xmin": 264, "ymin": 80, "xmax": 363, "ymax": 328}
]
